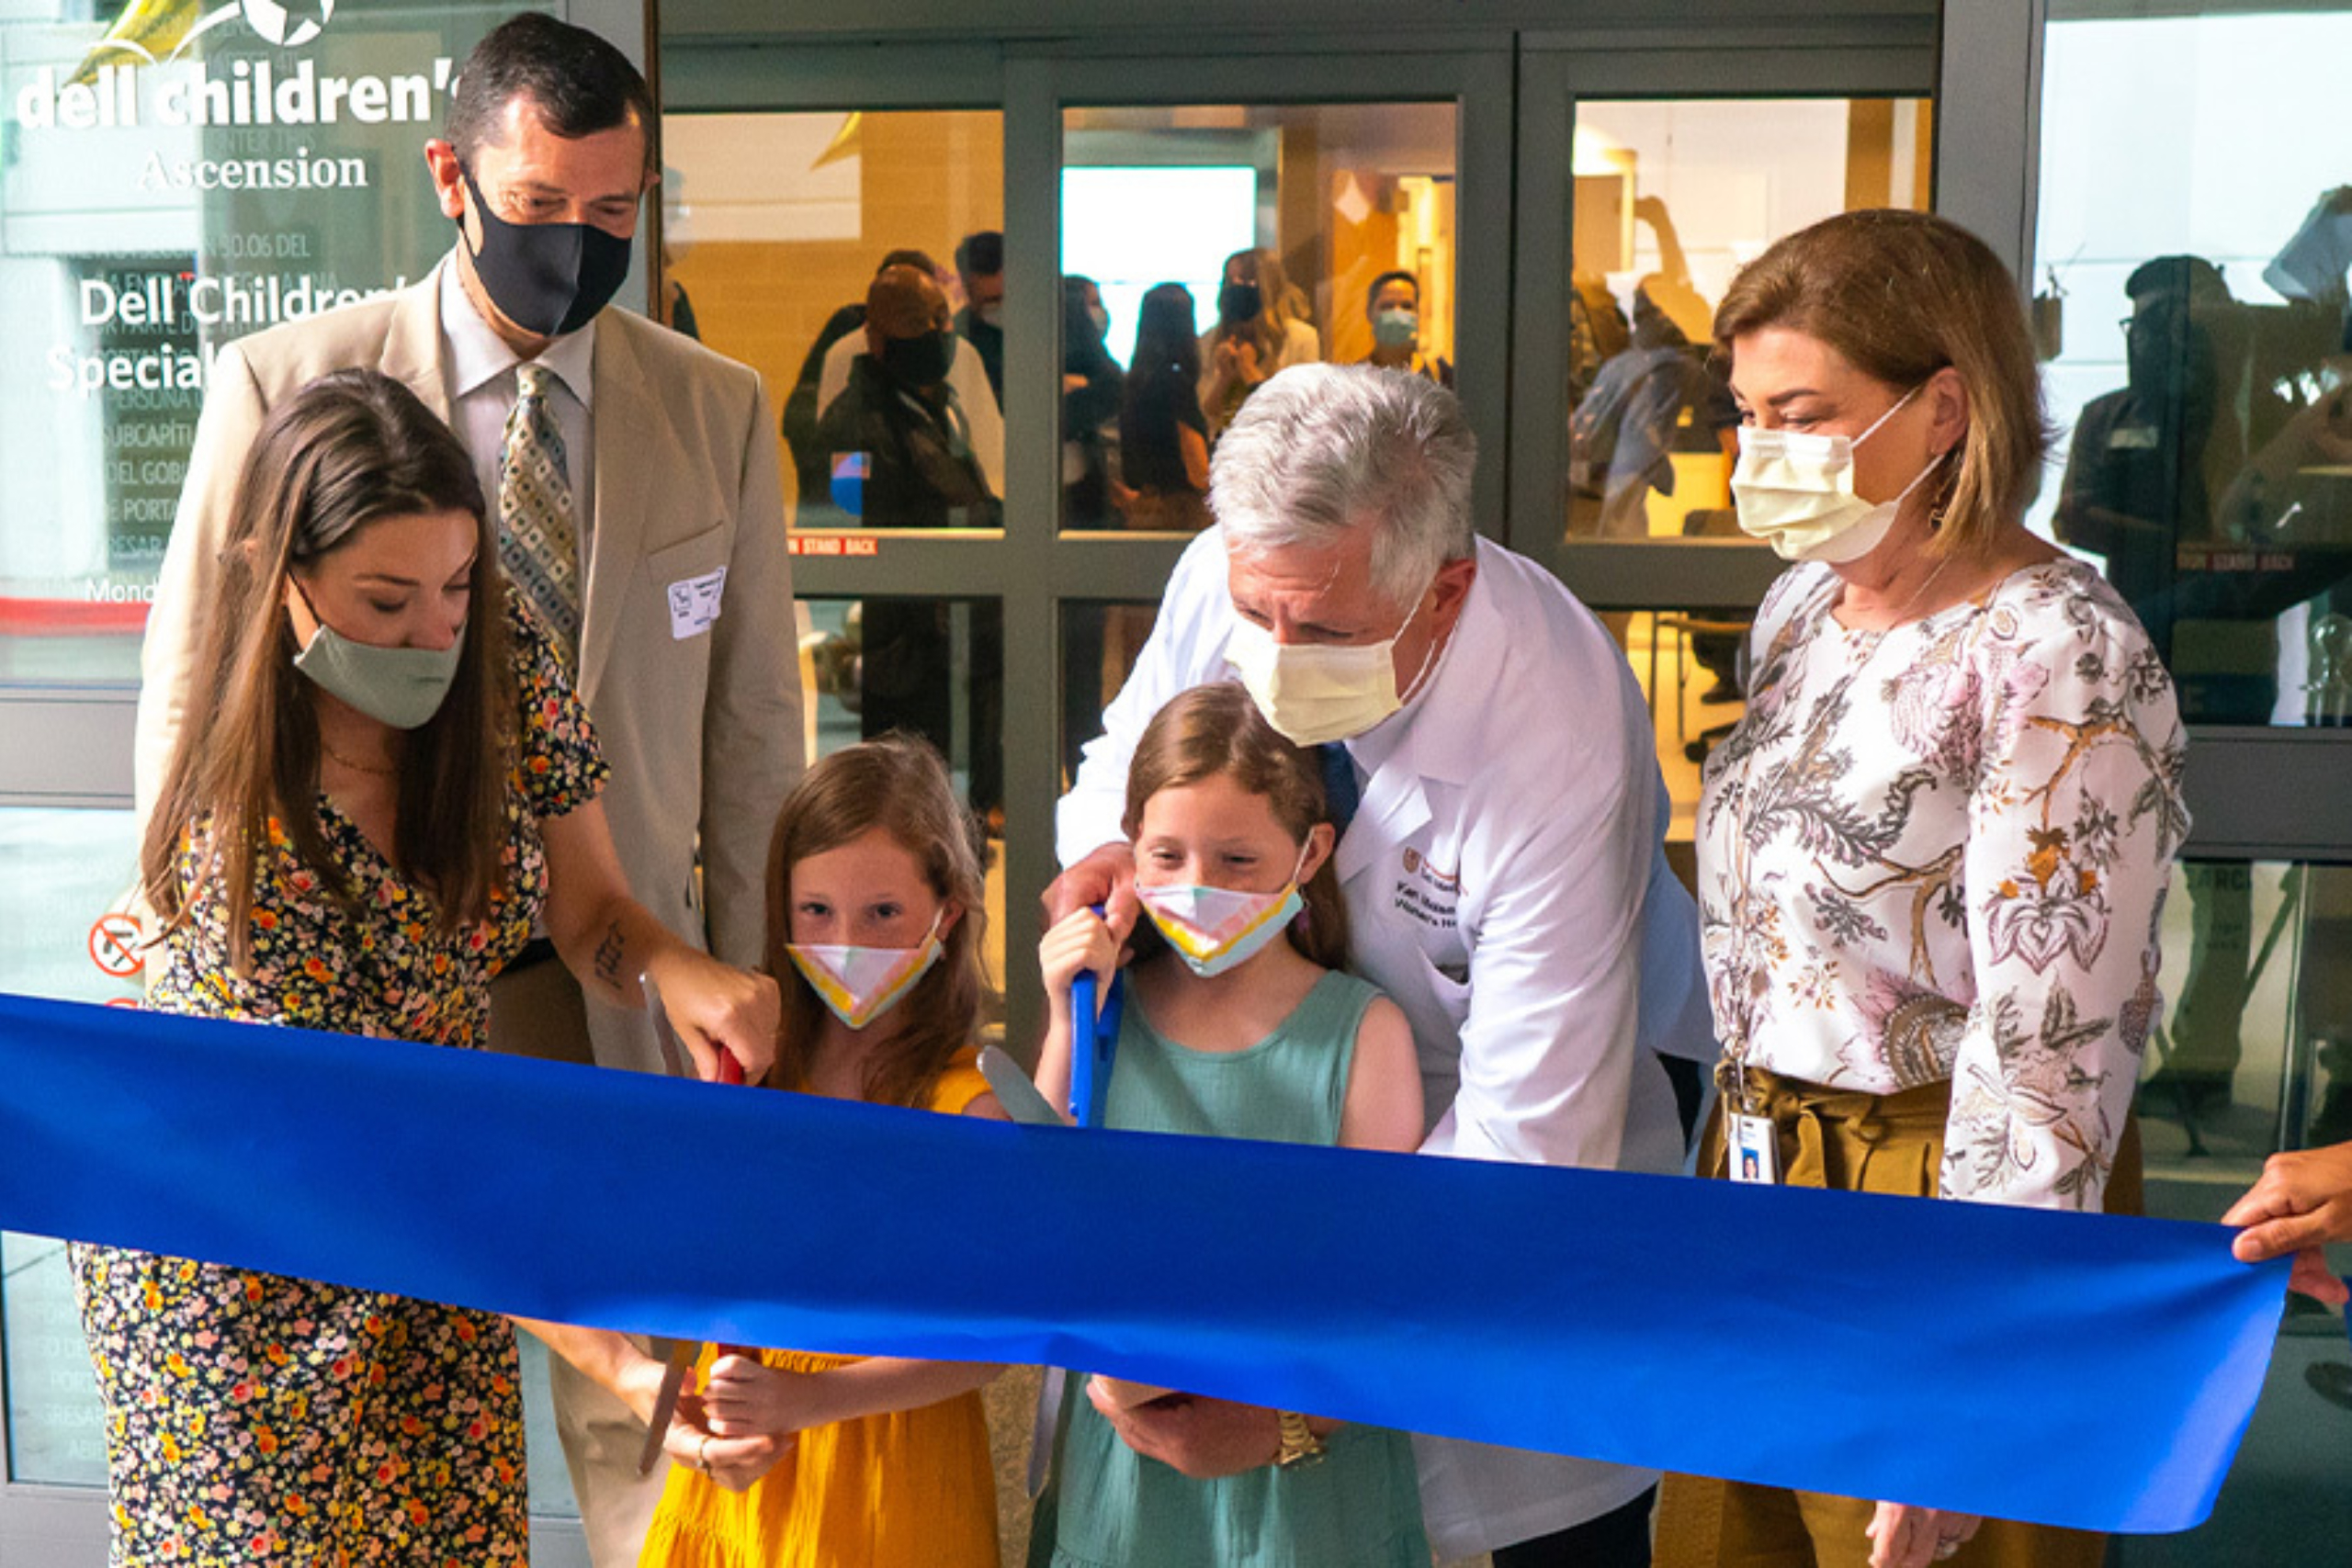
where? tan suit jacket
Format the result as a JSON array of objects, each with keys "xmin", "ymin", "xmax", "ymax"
[{"xmin": 136, "ymin": 256, "xmax": 803, "ymax": 1074}]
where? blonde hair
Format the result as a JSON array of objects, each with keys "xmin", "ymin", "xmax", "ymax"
[
  {"xmin": 1123, "ymin": 683, "xmax": 1349, "ymax": 971},
  {"xmin": 1713, "ymin": 209, "xmax": 2052, "ymax": 558},
  {"xmin": 763, "ymin": 736, "xmax": 989, "ymax": 1108}
]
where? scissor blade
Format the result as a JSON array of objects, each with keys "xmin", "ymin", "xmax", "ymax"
[
  {"xmin": 640, "ymin": 970, "xmax": 689, "ymax": 1079},
  {"xmin": 635, "ymin": 1337, "xmax": 699, "ymax": 1476},
  {"xmin": 978, "ymin": 1045, "xmax": 1070, "ymax": 1127}
]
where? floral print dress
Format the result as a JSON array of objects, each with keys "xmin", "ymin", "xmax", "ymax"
[
  {"xmin": 1696, "ymin": 558, "xmax": 2188, "ymax": 1210},
  {"xmin": 72, "ymin": 601, "xmax": 607, "ymax": 1565}
]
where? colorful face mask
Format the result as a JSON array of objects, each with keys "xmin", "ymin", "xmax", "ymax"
[
  {"xmin": 785, "ymin": 909, "xmax": 944, "ymax": 1029},
  {"xmin": 1136, "ymin": 845, "xmax": 1309, "ymax": 978}
]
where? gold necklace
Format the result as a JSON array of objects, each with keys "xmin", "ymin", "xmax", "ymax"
[
  {"xmin": 1851, "ymin": 550, "xmax": 1955, "ymax": 642},
  {"xmin": 319, "ymin": 737, "xmax": 399, "ymax": 777}
]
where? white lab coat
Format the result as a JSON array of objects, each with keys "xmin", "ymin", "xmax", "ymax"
[{"xmin": 1057, "ymin": 526, "xmax": 1716, "ymax": 1554}]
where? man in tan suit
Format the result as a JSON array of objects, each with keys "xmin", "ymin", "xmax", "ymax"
[{"xmin": 133, "ymin": 16, "xmax": 801, "ymax": 1564}]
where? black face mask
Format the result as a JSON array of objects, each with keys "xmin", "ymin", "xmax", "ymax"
[
  {"xmin": 880, "ymin": 329, "xmax": 955, "ymax": 389},
  {"xmin": 459, "ymin": 168, "xmax": 633, "ymax": 338},
  {"xmin": 1216, "ymin": 281, "xmax": 1262, "ymax": 327}
]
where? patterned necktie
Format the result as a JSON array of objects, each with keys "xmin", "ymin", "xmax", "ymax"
[
  {"xmin": 498, "ymin": 361, "xmax": 581, "ymax": 663},
  {"xmin": 1317, "ymin": 741, "xmax": 1362, "ymax": 840}
]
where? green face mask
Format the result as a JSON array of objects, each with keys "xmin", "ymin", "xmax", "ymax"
[{"xmin": 289, "ymin": 587, "xmax": 465, "ymax": 731}]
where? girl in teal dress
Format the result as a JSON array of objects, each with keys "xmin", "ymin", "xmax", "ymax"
[{"xmin": 1031, "ymin": 681, "xmax": 1430, "ymax": 1568}]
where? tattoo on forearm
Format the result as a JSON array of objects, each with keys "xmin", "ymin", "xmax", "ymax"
[{"xmin": 593, "ymin": 921, "xmax": 627, "ymax": 990}]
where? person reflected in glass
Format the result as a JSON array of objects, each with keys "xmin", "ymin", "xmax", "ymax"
[
  {"xmin": 2055, "ymin": 259, "xmax": 2258, "ymax": 1135},
  {"xmin": 1656, "ymin": 210, "xmax": 2188, "ymax": 1568},
  {"xmin": 1117, "ymin": 283, "xmax": 1214, "ymax": 536},
  {"xmin": 73, "ymin": 370, "xmax": 779, "ymax": 1567},
  {"xmin": 1567, "ymin": 198, "xmax": 1737, "ymax": 542},
  {"xmin": 817, "ymin": 264, "xmax": 998, "ymax": 532},
  {"xmin": 1063, "ymin": 274, "xmax": 1127, "ymax": 532},
  {"xmin": 817, "ymin": 264, "xmax": 1004, "ymax": 820},
  {"xmin": 781, "ymin": 247, "xmax": 945, "ymax": 522},
  {"xmin": 1357, "ymin": 269, "xmax": 1453, "ymax": 388},
  {"xmin": 801, "ymin": 251, "xmax": 1005, "ymax": 522},
  {"xmin": 956, "ymin": 230, "xmax": 1008, "ymax": 405},
  {"xmin": 1201, "ymin": 247, "xmax": 1321, "ymax": 438}
]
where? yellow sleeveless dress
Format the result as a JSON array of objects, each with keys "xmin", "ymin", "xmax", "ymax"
[{"xmin": 638, "ymin": 1049, "xmax": 1000, "ymax": 1568}]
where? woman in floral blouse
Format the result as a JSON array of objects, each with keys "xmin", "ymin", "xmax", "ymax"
[
  {"xmin": 1655, "ymin": 212, "xmax": 2188, "ymax": 1568},
  {"xmin": 73, "ymin": 369, "xmax": 779, "ymax": 1566}
]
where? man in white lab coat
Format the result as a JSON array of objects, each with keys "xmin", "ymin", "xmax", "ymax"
[{"xmin": 1049, "ymin": 363, "xmax": 1713, "ymax": 1567}]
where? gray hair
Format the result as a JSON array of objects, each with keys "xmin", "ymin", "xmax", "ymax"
[{"xmin": 1210, "ymin": 364, "xmax": 1477, "ymax": 608}]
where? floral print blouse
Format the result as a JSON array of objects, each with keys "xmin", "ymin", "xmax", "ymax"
[
  {"xmin": 148, "ymin": 594, "xmax": 608, "ymax": 1043},
  {"xmin": 1697, "ymin": 558, "xmax": 2188, "ymax": 1210}
]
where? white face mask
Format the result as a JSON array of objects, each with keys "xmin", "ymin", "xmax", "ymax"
[
  {"xmin": 1730, "ymin": 385, "xmax": 1941, "ymax": 563},
  {"xmin": 1136, "ymin": 843, "xmax": 1310, "ymax": 978},
  {"xmin": 1225, "ymin": 584, "xmax": 1441, "ymax": 748},
  {"xmin": 784, "ymin": 909, "xmax": 944, "ymax": 1031}
]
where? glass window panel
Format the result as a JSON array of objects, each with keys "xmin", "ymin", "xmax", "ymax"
[
  {"xmin": 662, "ymin": 110, "xmax": 1005, "ymax": 534},
  {"xmin": 1565, "ymin": 98, "xmax": 1932, "ymax": 547},
  {"xmin": 1, "ymin": 806, "xmax": 135, "ymax": 1487},
  {"xmin": 1060, "ymin": 599, "xmax": 1161, "ymax": 791},
  {"xmin": 1611, "ymin": 606, "xmax": 1748, "ymax": 850},
  {"xmin": 1058, "ymin": 103, "xmax": 1458, "ymax": 535},
  {"xmin": 0, "ymin": 4, "xmax": 531, "ymax": 687},
  {"xmin": 2124, "ymin": 856, "xmax": 2352, "ymax": 1564},
  {"xmin": 2035, "ymin": 6, "xmax": 2352, "ymax": 727}
]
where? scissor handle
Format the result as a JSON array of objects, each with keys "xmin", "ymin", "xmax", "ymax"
[
  {"xmin": 717, "ymin": 1049, "xmax": 745, "ymax": 1087},
  {"xmin": 1065, "ymin": 904, "xmax": 1123, "ymax": 1127}
]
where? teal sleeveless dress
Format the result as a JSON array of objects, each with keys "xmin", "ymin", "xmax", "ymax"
[{"xmin": 1028, "ymin": 968, "xmax": 1430, "ymax": 1568}]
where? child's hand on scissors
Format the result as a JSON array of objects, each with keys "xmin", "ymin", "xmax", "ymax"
[
  {"xmin": 701, "ymin": 1353, "xmax": 840, "ymax": 1439},
  {"xmin": 1040, "ymin": 908, "xmax": 1120, "ymax": 1019},
  {"xmin": 665, "ymin": 1390, "xmax": 791, "ymax": 1491}
]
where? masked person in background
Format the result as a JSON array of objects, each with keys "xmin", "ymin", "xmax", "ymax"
[
  {"xmin": 1656, "ymin": 209, "xmax": 2187, "ymax": 1568},
  {"xmin": 131, "ymin": 18, "xmax": 802, "ymax": 1563},
  {"xmin": 1201, "ymin": 247, "xmax": 1322, "ymax": 439},
  {"xmin": 817, "ymin": 264, "xmax": 1006, "ymax": 819},
  {"xmin": 1048, "ymin": 364, "xmax": 1717, "ymax": 1568},
  {"xmin": 1358, "ymin": 270, "xmax": 1453, "ymax": 389}
]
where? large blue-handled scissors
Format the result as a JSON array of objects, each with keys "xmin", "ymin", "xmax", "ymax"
[{"xmin": 1066, "ymin": 906, "xmax": 1125, "ymax": 1128}]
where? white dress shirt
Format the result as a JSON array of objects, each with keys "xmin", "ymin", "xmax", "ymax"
[
  {"xmin": 437, "ymin": 256, "xmax": 597, "ymax": 539},
  {"xmin": 1057, "ymin": 525, "xmax": 1713, "ymax": 1553}
]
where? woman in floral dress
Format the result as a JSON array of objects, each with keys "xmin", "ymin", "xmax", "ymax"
[
  {"xmin": 72, "ymin": 369, "xmax": 778, "ymax": 1566},
  {"xmin": 1654, "ymin": 211, "xmax": 2188, "ymax": 1568}
]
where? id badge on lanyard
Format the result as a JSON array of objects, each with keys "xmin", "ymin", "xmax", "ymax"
[{"xmin": 1727, "ymin": 1109, "xmax": 1779, "ymax": 1185}]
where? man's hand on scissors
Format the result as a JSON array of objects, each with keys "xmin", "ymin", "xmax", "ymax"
[{"xmin": 646, "ymin": 950, "xmax": 779, "ymax": 1083}]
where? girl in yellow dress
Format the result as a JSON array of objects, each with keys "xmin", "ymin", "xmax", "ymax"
[{"xmin": 638, "ymin": 736, "xmax": 1009, "ymax": 1568}]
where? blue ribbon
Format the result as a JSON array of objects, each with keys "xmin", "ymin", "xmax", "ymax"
[{"xmin": 0, "ymin": 992, "xmax": 2286, "ymax": 1534}]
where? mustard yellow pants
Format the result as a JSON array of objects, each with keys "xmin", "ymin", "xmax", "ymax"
[{"xmin": 1652, "ymin": 1068, "xmax": 2141, "ymax": 1568}]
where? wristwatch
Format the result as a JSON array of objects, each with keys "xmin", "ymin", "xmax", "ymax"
[{"xmin": 1273, "ymin": 1410, "xmax": 1327, "ymax": 1468}]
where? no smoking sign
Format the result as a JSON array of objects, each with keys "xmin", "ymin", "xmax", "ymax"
[{"xmin": 88, "ymin": 913, "xmax": 145, "ymax": 979}]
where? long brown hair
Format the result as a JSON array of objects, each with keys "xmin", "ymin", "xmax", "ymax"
[
  {"xmin": 763, "ymin": 736, "xmax": 990, "ymax": 1108},
  {"xmin": 1122, "ymin": 682, "xmax": 1349, "ymax": 970},
  {"xmin": 1713, "ymin": 209, "xmax": 2052, "ymax": 558},
  {"xmin": 143, "ymin": 369, "xmax": 514, "ymax": 969},
  {"xmin": 1219, "ymin": 247, "xmax": 1306, "ymax": 365}
]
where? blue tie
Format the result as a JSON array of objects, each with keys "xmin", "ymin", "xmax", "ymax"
[{"xmin": 1317, "ymin": 742, "xmax": 1361, "ymax": 839}]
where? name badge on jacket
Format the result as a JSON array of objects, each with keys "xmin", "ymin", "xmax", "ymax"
[
  {"xmin": 1392, "ymin": 846, "xmax": 1461, "ymax": 934},
  {"xmin": 667, "ymin": 566, "xmax": 728, "ymax": 639}
]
